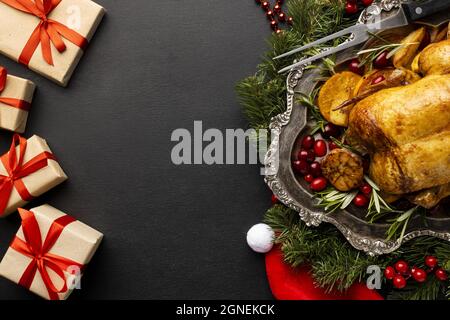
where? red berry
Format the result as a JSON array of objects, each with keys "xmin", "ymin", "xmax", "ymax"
[
  {"xmin": 395, "ymin": 260, "xmax": 409, "ymax": 274},
  {"xmin": 425, "ymin": 256, "xmax": 438, "ymax": 269},
  {"xmin": 298, "ymin": 149, "xmax": 315, "ymax": 162},
  {"xmin": 348, "ymin": 58, "xmax": 363, "ymax": 75},
  {"xmin": 292, "ymin": 160, "xmax": 310, "ymax": 175},
  {"xmin": 360, "ymin": 183, "xmax": 372, "ymax": 195},
  {"xmin": 361, "ymin": 0, "xmax": 373, "ymax": 6},
  {"xmin": 310, "ymin": 177, "xmax": 327, "ymax": 192},
  {"xmin": 271, "ymin": 194, "xmax": 279, "ymax": 204},
  {"xmin": 304, "ymin": 174, "xmax": 314, "ymax": 183},
  {"xmin": 328, "ymin": 141, "xmax": 339, "ymax": 150},
  {"xmin": 287, "ymin": 16, "xmax": 293, "ymax": 25},
  {"xmin": 353, "ymin": 194, "xmax": 369, "ymax": 207},
  {"xmin": 393, "ymin": 275, "xmax": 407, "ymax": 289},
  {"xmin": 373, "ymin": 51, "xmax": 389, "ymax": 69},
  {"xmin": 310, "ymin": 161, "xmax": 322, "ymax": 177},
  {"xmin": 266, "ymin": 10, "xmax": 274, "ymax": 19},
  {"xmin": 275, "ymin": 28, "xmax": 282, "ymax": 35},
  {"xmin": 345, "ymin": 2, "xmax": 358, "ymax": 15},
  {"xmin": 412, "ymin": 268, "xmax": 427, "ymax": 283},
  {"xmin": 270, "ymin": 20, "xmax": 278, "ymax": 30},
  {"xmin": 435, "ymin": 268, "xmax": 448, "ymax": 281},
  {"xmin": 323, "ymin": 123, "xmax": 340, "ymax": 138},
  {"xmin": 278, "ymin": 12, "xmax": 286, "ymax": 22},
  {"xmin": 371, "ymin": 75, "xmax": 385, "ymax": 85},
  {"xmin": 261, "ymin": 1, "xmax": 270, "ymax": 10},
  {"xmin": 314, "ymin": 140, "xmax": 327, "ymax": 157},
  {"xmin": 298, "ymin": 150, "xmax": 309, "ymax": 161},
  {"xmin": 384, "ymin": 266, "xmax": 395, "ymax": 280},
  {"xmin": 301, "ymin": 135, "xmax": 315, "ymax": 149},
  {"xmin": 273, "ymin": 3, "xmax": 281, "ymax": 13}
]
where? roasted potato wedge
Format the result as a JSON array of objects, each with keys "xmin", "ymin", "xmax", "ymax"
[
  {"xmin": 393, "ymin": 27, "xmax": 426, "ymax": 69},
  {"xmin": 411, "ymin": 52, "xmax": 421, "ymax": 73},
  {"xmin": 321, "ymin": 148, "xmax": 364, "ymax": 192},
  {"xmin": 317, "ymin": 71, "xmax": 361, "ymax": 126}
]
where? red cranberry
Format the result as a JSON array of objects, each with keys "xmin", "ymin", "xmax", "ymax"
[
  {"xmin": 292, "ymin": 160, "xmax": 310, "ymax": 175},
  {"xmin": 435, "ymin": 268, "xmax": 448, "ymax": 281},
  {"xmin": 353, "ymin": 194, "xmax": 369, "ymax": 207},
  {"xmin": 313, "ymin": 140, "xmax": 327, "ymax": 157},
  {"xmin": 361, "ymin": 0, "xmax": 373, "ymax": 6},
  {"xmin": 393, "ymin": 275, "xmax": 406, "ymax": 289},
  {"xmin": 348, "ymin": 58, "xmax": 363, "ymax": 75},
  {"xmin": 371, "ymin": 75, "xmax": 385, "ymax": 85},
  {"xmin": 373, "ymin": 51, "xmax": 389, "ymax": 69},
  {"xmin": 301, "ymin": 135, "xmax": 315, "ymax": 149},
  {"xmin": 310, "ymin": 177, "xmax": 327, "ymax": 192},
  {"xmin": 412, "ymin": 268, "xmax": 427, "ymax": 283},
  {"xmin": 328, "ymin": 141, "xmax": 338, "ymax": 150},
  {"xmin": 271, "ymin": 194, "xmax": 278, "ymax": 205},
  {"xmin": 323, "ymin": 123, "xmax": 340, "ymax": 138},
  {"xmin": 309, "ymin": 161, "xmax": 322, "ymax": 177},
  {"xmin": 425, "ymin": 256, "xmax": 438, "ymax": 269},
  {"xmin": 395, "ymin": 260, "xmax": 409, "ymax": 274},
  {"xmin": 384, "ymin": 266, "xmax": 395, "ymax": 280},
  {"xmin": 304, "ymin": 174, "xmax": 314, "ymax": 183},
  {"xmin": 360, "ymin": 183, "xmax": 372, "ymax": 195},
  {"xmin": 345, "ymin": 2, "xmax": 358, "ymax": 15}
]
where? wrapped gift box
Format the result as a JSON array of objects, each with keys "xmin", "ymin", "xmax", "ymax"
[
  {"xmin": 0, "ymin": 135, "xmax": 68, "ymax": 216},
  {"xmin": 0, "ymin": 0, "xmax": 105, "ymax": 86},
  {"xmin": 0, "ymin": 67, "xmax": 35, "ymax": 133},
  {"xmin": 0, "ymin": 205, "xmax": 103, "ymax": 300}
]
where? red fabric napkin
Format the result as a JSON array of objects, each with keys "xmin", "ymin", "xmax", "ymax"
[{"xmin": 265, "ymin": 246, "xmax": 383, "ymax": 300}]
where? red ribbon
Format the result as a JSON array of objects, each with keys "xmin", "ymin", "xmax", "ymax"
[
  {"xmin": 0, "ymin": 134, "xmax": 56, "ymax": 215},
  {"xmin": 11, "ymin": 208, "xmax": 83, "ymax": 300},
  {"xmin": 0, "ymin": 0, "xmax": 88, "ymax": 66},
  {"xmin": 0, "ymin": 66, "xmax": 31, "ymax": 111}
]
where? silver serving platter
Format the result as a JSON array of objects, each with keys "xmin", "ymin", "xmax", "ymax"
[{"xmin": 264, "ymin": 0, "xmax": 450, "ymax": 256}]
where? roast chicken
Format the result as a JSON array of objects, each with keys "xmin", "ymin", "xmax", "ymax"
[{"xmin": 346, "ymin": 40, "xmax": 450, "ymax": 205}]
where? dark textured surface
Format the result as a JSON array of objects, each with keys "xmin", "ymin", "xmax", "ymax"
[{"xmin": 0, "ymin": 0, "xmax": 274, "ymax": 299}]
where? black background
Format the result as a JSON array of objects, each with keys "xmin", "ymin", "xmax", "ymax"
[{"xmin": 0, "ymin": 0, "xmax": 275, "ymax": 299}]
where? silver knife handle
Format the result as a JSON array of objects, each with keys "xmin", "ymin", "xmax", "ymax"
[{"xmin": 402, "ymin": 0, "xmax": 450, "ymax": 21}]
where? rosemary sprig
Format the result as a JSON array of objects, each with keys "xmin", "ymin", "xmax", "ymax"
[
  {"xmin": 314, "ymin": 187, "xmax": 358, "ymax": 213},
  {"xmin": 356, "ymin": 31, "xmax": 420, "ymax": 69},
  {"xmin": 296, "ymin": 88, "xmax": 328, "ymax": 134},
  {"xmin": 364, "ymin": 175, "xmax": 398, "ymax": 221},
  {"xmin": 329, "ymin": 136, "xmax": 362, "ymax": 155},
  {"xmin": 386, "ymin": 206, "xmax": 420, "ymax": 241}
]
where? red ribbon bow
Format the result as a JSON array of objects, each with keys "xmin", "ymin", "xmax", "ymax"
[
  {"xmin": 0, "ymin": 134, "xmax": 56, "ymax": 215},
  {"xmin": 0, "ymin": 66, "xmax": 31, "ymax": 111},
  {"xmin": 11, "ymin": 208, "xmax": 83, "ymax": 300},
  {"xmin": 0, "ymin": 0, "xmax": 88, "ymax": 66}
]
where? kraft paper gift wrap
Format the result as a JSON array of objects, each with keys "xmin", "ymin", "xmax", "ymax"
[
  {"xmin": 0, "ymin": 74, "xmax": 35, "ymax": 133},
  {"xmin": 0, "ymin": 0, "xmax": 105, "ymax": 86},
  {"xmin": 0, "ymin": 204, "xmax": 103, "ymax": 300},
  {"xmin": 0, "ymin": 135, "xmax": 67, "ymax": 216}
]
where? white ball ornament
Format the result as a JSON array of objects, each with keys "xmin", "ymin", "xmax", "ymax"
[{"xmin": 246, "ymin": 223, "xmax": 275, "ymax": 253}]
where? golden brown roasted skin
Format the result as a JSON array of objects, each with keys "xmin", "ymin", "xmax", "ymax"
[
  {"xmin": 419, "ymin": 39, "xmax": 450, "ymax": 76},
  {"xmin": 347, "ymin": 74, "xmax": 450, "ymax": 195}
]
